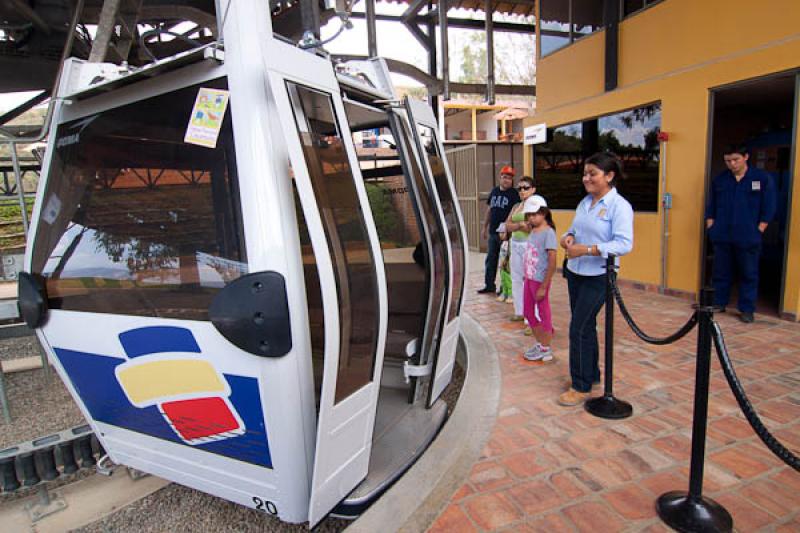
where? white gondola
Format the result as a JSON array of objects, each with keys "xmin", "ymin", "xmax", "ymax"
[{"xmin": 17, "ymin": 0, "xmax": 468, "ymax": 526}]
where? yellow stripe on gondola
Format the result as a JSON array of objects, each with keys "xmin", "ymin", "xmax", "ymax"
[{"xmin": 116, "ymin": 359, "xmax": 225, "ymax": 405}]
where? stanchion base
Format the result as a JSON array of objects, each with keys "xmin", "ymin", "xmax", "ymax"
[
  {"xmin": 584, "ymin": 394, "xmax": 633, "ymax": 419},
  {"xmin": 656, "ymin": 491, "xmax": 733, "ymax": 533}
]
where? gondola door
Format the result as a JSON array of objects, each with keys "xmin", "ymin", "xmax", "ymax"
[
  {"xmin": 265, "ymin": 40, "xmax": 388, "ymax": 526},
  {"xmin": 405, "ymin": 99, "xmax": 469, "ymax": 406}
]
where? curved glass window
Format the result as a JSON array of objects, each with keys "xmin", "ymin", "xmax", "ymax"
[
  {"xmin": 31, "ymin": 78, "xmax": 246, "ymax": 320},
  {"xmin": 397, "ymin": 120, "xmax": 447, "ymax": 366},
  {"xmin": 417, "ymin": 125, "xmax": 465, "ymax": 323},
  {"xmin": 344, "ymin": 103, "xmax": 429, "ymax": 367},
  {"xmin": 287, "ymin": 82, "xmax": 380, "ymax": 404}
]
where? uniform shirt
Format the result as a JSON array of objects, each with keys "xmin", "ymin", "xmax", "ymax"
[
  {"xmin": 704, "ymin": 166, "xmax": 776, "ymax": 245},
  {"xmin": 564, "ymin": 188, "xmax": 634, "ymax": 277},
  {"xmin": 487, "ymin": 186, "xmax": 520, "ymax": 233}
]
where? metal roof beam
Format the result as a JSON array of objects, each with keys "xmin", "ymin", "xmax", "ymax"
[{"xmin": 348, "ymin": 12, "xmax": 536, "ymax": 34}]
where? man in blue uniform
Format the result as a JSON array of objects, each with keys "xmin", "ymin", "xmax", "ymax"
[
  {"xmin": 478, "ymin": 166, "xmax": 520, "ymax": 294},
  {"xmin": 705, "ymin": 145, "xmax": 776, "ymax": 323}
]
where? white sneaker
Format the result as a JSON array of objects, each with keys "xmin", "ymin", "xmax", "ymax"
[
  {"xmin": 523, "ymin": 344, "xmax": 544, "ymax": 360},
  {"xmin": 524, "ymin": 345, "xmax": 553, "ymax": 362},
  {"xmin": 538, "ymin": 347, "xmax": 553, "ymax": 362}
]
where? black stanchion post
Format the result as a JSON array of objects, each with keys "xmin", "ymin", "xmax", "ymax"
[
  {"xmin": 585, "ymin": 254, "xmax": 633, "ymax": 419},
  {"xmin": 657, "ymin": 288, "xmax": 732, "ymax": 533}
]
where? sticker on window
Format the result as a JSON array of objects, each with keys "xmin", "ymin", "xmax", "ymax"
[
  {"xmin": 184, "ymin": 88, "xmax": 230, "ymax": 148},
  {"xmin": 42, "ymin": 195, "xmax": 62, "ymax": 224}
]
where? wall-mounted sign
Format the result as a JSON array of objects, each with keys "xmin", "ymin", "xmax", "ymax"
[{"xmin": 524, "ymin": 123, "xmax": 547, "ymax": 146}]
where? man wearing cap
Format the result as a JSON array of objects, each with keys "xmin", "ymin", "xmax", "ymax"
[
  {"xmin": 705, "ymin": 144, "xmax": 776, "ymax": 323},
  {"xmin": 478, "ymin": 165, "xmax": 520, "ymax": 294}
]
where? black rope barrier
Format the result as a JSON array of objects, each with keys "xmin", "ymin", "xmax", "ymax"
[
  {"xmin": 611, "ymin": 278, "xmax": 699, "ymax": 345},
  {"xmin": 711, "ymin": 320, "xmax": 800, "ymax": 472}
]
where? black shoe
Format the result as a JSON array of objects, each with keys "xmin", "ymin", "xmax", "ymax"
[
  {"xmin": 739, "ymin": 312, "xmax": 754, "ymax": 323},
  {"xmin": 477, "ymin": 286, "xmax": 496, "ymax": 294}
]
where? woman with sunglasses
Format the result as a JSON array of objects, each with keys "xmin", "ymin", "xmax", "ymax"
[{"xmin": 503, "ymin": 176, "xmax": 546, "ymax": 329}]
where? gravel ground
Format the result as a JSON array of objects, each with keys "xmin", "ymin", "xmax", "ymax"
[
  {"xmin": 0, "ymin": 336, "xmax": 86, "ymax": 449},
  {"xmin": 0, "ymin": 332, "xmax": 45, "ymax": 361},
  {"xmin": 74, "ymin": 484, "xmax": 351, "ymax": 533}
]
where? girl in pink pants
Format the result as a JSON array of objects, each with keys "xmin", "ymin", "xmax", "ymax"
[{"xmin": 521, "ymin": 198, "xmax": 558, "ymax": 362}]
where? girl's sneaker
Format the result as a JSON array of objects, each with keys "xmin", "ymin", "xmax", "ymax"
[
  {"xmin": 523, "ymin": 327, "xmax": 533, "ymax": 336},
  {"xmin": 496, "ymin": 294, "xmax": 506, "ymax": 302},
  {"xmin": 524, "ymin": 344, "xmax": 553, "ymax": 362}
]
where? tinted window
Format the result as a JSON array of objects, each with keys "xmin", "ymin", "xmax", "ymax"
[
  {"xmin": 572, "ymin": 0, "xmax": 604, "ymax": 38},
  {"xmin": 533, "ymin": 103, "xmax": 661, "ymax": 212},
  {"xmin": 540, "ymin": 0, "xmax": 604, "ymax": 56},
  {"xmin": 533, "ymin": 123, "xmax": 586, "ymax": 209},
  {"xmin": 417, "ymin": 125, "xmax": 465, "ymax": 323},
  {"xmin": 32, "ymin": 78, "xmax": 246, "ymax": 320},
  {"xmin": 287, "ymin": 83, "xmax": 379, "ymax": 404},
  {"xmin": 398, "ymin": 120, "xmax": 447, "ymax": 366},
  {"xmin": 623, "ymin": 0, "xmax": 662, "ymax": 18},
  {"xmin": 540, "ymin": 0, "xmax": 571, "ymax": 56},
  {"xmin": 291, "ymin": 179, "xmax": 325, "ymax": 411},
  {"xmin": 345, "ymin": 104, "xmax": 429, "ymax": 366}
]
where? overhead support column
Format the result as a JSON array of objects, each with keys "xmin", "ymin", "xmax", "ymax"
[
  {"xmin": 471, "ymin": 108, "xmax": 477, "ymax": 141},
  {"xmin": 89, "ymin": 0, "xmax": 122, "ymax": 62},
  {"xmin": 427, "ymin": 1, "xmax": 438, "ymax": 115},
  {"xmin": 366, "ymin": 0, "xmax": 378, "ymax": 57},
  {"xmin": 439, "ymin": 0, "xmax": 450, "ymax": 101},
  {"xmin": 603, "ymin": 0, "xmax": 619, "ymax": 91},
  {"xmin": 485, "ymin": 0, "xmax": 495, "ymax": 105},
  {"xmin": 115, "ymin": 0, "xmax": 144, "ymax": 61},
  {"xmin": 89, "ymin": 0, "xmax": 143, "ymax": 63},
  {"xmin": 301, "ymin": 0, "xmax": 321, "ymax": 41}
]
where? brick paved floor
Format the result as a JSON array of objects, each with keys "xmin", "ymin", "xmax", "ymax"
[{"xmin": 428, "ymin": 259, "xmax": 800, "ymax": 532}]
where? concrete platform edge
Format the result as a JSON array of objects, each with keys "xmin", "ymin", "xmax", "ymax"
[{"xmin": 346, "ymin": 312, "xmax": 501, "ymax": 533}]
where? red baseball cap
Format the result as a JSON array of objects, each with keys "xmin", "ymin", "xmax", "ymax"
[{"xmin": 500, "ymin": 165, "xmax": 515, "ymax": 177}]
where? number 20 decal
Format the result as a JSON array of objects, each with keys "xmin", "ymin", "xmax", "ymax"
[{"xmin": 252, "ymin": 496, "xmax": 278, "ymax": 515}]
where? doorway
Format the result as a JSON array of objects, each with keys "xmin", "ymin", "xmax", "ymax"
[{"xmin": 705, "ymin": 72, "xmax": 797, "ymax": 316}]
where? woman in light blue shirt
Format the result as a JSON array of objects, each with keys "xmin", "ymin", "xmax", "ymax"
[{"xmin": 557, "ymin": 152, "xmax": 634, "ymax": 407}]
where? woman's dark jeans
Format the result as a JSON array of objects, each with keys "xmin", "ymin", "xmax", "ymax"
[{"xmin": 566, "ymin": 269, "xmax": 606, "ymax": 393}]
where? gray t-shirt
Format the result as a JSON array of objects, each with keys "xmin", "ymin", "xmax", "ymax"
[{"xmin": 524, "ymin": 228, "xmax": 558, "ymax": 282}]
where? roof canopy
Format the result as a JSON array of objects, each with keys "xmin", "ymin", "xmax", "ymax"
[{"xmin": 386, "ymin": 0, "xmax": 536, "ymax": 17}]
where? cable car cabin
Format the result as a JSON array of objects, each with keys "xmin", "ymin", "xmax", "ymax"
[{"xmin": 18, "ymin": 3, "xmax": 467, "ymax": 527}]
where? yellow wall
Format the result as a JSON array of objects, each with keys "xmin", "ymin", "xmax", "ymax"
[
  {"xmin": 784, "ymin": 100, "xmax": 800, "ymax": 314},
  {"xmin": 526, "ymin": 0, "xmax": 800, "ymax": 316}
]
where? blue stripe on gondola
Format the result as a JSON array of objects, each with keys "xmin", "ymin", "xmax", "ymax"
[{"xmin": 119, "ymin": 326, "xmax": 201, "ymax": 358}]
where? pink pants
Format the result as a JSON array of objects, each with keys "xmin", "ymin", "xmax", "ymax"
[{"xmin": 523, "ymin": 278, "xmax": 553, "ymax": 334}]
